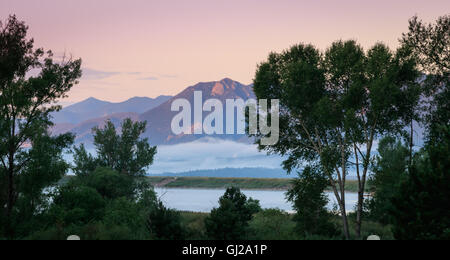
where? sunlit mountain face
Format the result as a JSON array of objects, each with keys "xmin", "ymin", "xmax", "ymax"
[{"xmin": 51, "ymin": 78, "xmax": 256, "ymax": 145}]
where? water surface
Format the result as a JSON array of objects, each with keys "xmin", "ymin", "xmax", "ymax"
[{"xmin": 155, "ymin": 188, "xmax": 358, "ymax": 213}]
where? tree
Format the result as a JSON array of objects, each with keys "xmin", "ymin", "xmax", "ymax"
[
  {"xmin": 390, "ymin": 125, "xmax": 450, "ymax": 240},
  {"xmin": 205, "ymin": 187, "xmax": 260, "ymax": 240},
  {"xmin": 72, "ymin": 118, "xmax": 157, "ymax": 199},
  {"xmin": 49, "ymin": 184, "xmax": 106, "ymax": 226},
  {"xmin": 367, "ymin": 137, "xmax": 409, "ymax": 224},
  {"xmin": 387, "ymin": 14, "xmax": 450, "ymax": 241},
  {"xmin": 8, "ymin": 133, "xmax": 74, "ymax": 237},
  {"xmin": 73, "ymin": 119, "xmax": 157, "ymax": 177},
  {"xmin": 37, "ymin": 166, "xmax": 158, "ymax": 240},
  {"xmin": 74, "ymin": 167, "xmax": 135, "ymax": 200},
  {"xmin": 146, "ymin": 200, "xmax": 186, "ymax": 240},
  {"xmin": 0, "ymin": 15, "xmax": 81, "ymax": 238},
  {"xmin": 402, "ymin": 15, "xmax": 449, "ymax": 79},
  {"xmin": 286, "ymin": 166, "xmax": 340, "ymax": 238},
  {"xmin": 102, "ymin": 197, "xmax": 150, "ymax": 240},
  {"xmin": 402, "ymin": 15, "xmax": 449, "ymax": 140},
  {"xmin": 252, "ymin": 40, "xmax": 420, "ymax": 238}
]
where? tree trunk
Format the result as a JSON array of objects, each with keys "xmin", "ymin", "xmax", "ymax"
[
  {"xmin": 6, "ymin": 152, "xmax": 15, "ymax": 238},
  {"xmin": 356, "ymin": 173, "xmax": 366, "ymax": 239},
  {"xmin": 340, "ymin": 201, "xmax": 350, "ymax": 240},
  {"xmin": 409, "ymin": 120, "xmax": 414, "ymax": 168},
  {"xmin": 355, "ymin": 190, "xmax": 364, "ymax": 239},
  {"xmin": 330, "ymin": 178, "xmax": 350, "ymax": 239},
  {"xmin": 355, "ymin": 132, "xmax": 374, "ymax": 239}
]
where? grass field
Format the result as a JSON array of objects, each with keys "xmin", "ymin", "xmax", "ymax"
[
  {"xmin": 147, "ymin": 176, "xmax": 367, "ymax": 193},
  {"xmin": 60, "ymin": 175, "xmax": 366, "ymax": 192},
  {"xmin": 179, "ymin": 211, "xmax": 393, "ymax": 240}
]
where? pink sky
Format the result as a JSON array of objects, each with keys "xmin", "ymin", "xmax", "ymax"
[{"xmin": 1, "ymin": 0, "xmax": 449, "ymax": 104}]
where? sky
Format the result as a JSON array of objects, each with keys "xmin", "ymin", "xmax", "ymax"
[{"xmin": 1, "ymin": 0, "xmax": 449, "ymax": 105}]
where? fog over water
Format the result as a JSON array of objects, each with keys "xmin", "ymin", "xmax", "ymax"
[
  {"xmin": 148, "ymin": 139, "xmax": 286, "ymax": 174},
  {"xmin": 63, "ymin": 139, "xmax": 286, "ymax": 175},
  {"xmin": 65, "ymin": 130, "xmax": 424, "ymax": 176},
  {"xmin": 155, "ymin": 188, "xmax": 359, "ymax": 213}
]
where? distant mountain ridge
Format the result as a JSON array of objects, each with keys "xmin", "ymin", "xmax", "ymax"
[
  {"xmin": 154, "ymin": 168, "xmax": 291, "ymax": 179},
  {"xmin": 51, "ymin": 95, "xmax": 172, "ymax": 124},
  {"xmin": 51, "ymin": 78, "xmax": 255, "ymax": 145},
  {"xmin": 51, "ymin": 112, "xmax": 141, "ymax": 144}
]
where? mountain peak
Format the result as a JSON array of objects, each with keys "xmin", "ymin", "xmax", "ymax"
[
  {"xmin": 183, "ymin": 78, "xmax": 253, "ymax": 99},
  {"xmin": 68, "ymin": 97, "xmax": 109, "ymax": 109},
  {"xmin": 79, "ymin": 97, "xmax": 107, "ymax": 104},
  {"xmin": 84, "ymin": 97, "xmax": 100, "ymax": 102},
  {"xmin": 219, "ymin": 77, "xmax": 234, "ymax": 83}
]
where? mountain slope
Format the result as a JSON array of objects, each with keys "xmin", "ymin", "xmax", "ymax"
[
  {"xmin": 51, "ymin": 112, "xmax": 140, "ymax": 144},
  {"xmin": 52, "ymin": 95, "xmax": 172, "ymax": 124},
  {"xmin": 139, "ymin": 78, "xmax": 255, "ymax": 145},
  {"xmin": 51, "ymin": 78, "xmax": 255, "ymax": 145}
]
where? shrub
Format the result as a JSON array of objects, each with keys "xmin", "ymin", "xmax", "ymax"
[
  {"xmin": 147, "ymin": 201, "xmax": 186, "ymax": 240},
  {"xmin": 205, "ymin": 187, "xmax": 260, "ymax": 240},
  {"xmin": 286, "ymin": 166, "xmax": 340, "ymax": 238},
  {"xmin": 248, "ymin": 209, "xmax": 296, "ymax": 240}
]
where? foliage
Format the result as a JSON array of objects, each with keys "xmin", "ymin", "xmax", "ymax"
[
  {"xmin": 72, "ymin": 118, "xmax": 157, "ymax": 199},
  {"xmin": 251, "ymin": 39, "xmax": 421, "ymax": 238},
  {"xmin": 381, "ymin": 14, "xmax": 450, "ymax": 241},
  {"xmin": 7, "ymin": 133, "xmax": 74, "ymax": 237},
  {"xmin": 286, "ymin": 166, "xmax": 340, "ymax": 238},
  {"xmin": 71, "ymin": 143, "xmax": 97, "ymax": 177},
  {"xmin": 74, "ymin": 167, "xmax": 134, "ymax": 200},
  {"xmin": 49, "ymin": 184, "xmax": 106, "ymax": 225},
  {"xmin": 27, "ymin": 114, "xmax": 162, "ymax": 240},
  {"xmin": 402, "ymin": 15, "xmax": 449, "ymax": 138},
  {"xmin": 205, "ymin": 187, "xmax": 260, "ymax": 240},
  {"xmin": 24, "ymin": 107, "xmax": 159, "ymax": 240},
  {"xmin": 390, "ymin": 126, "xmax": 450, "ymax": 240},
  {"xmin": 402, "ymin": 15, "xmax": 449, "ymax": 77},
  {"xmin": 32, "ymin": 176, "xmax": 158, "ymax": 240},
  {"xmin": 147, "ymin": 200, "xmax": 186, "ymax": 240},
  {"xmin": 248, "ymin": 209, "xmax": 297, "ymax": 240},
  {"xmin": 367, "ymin": 137, "xmax": 410, "ymax": 224},
  {"xmin": 86, "ymin": 119, "xmax": 156, "ymax": 177},
  {"xmin": 102, "ymin": 197, "xmax": 149, "ymax": 239},
  {"xmin": 0, "ymin": 15, "xmax": 81, "ymax": 238},
  {"xmin": 72, "ymin": 118, "xmax": 157, "ymax": 200},
  {"xmin": 179, "ymin": 211, "xmax": 208, "ymax": 240}
]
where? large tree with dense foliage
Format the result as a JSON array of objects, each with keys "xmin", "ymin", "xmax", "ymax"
[
  {"xmin": 388, "ymin": 14, "xmax": 450, "ymax": 241},
  {"xmin": 0, "ymin": 15, "xmax": 81, "ymax": 238},
  {"xmin": 252, "ymin": 40, "xmax": 420, "ymax": 239}
]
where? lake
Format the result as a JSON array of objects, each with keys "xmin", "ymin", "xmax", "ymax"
[{"xmin": 155, "ymin": 188, "xmax": 358, "ymax": 213}]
